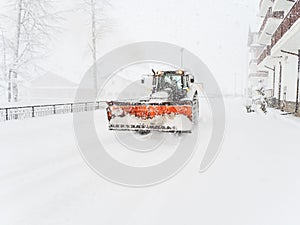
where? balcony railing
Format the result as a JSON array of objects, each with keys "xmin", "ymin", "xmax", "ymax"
[
  {"xmin": 258, "ymin": 45, "xmax": 271, "ymax": 65},
  {"xmin": 259, "ymin": 7, "xmax": 284, "ymax": 35},
  {"xmin": 271, "ymin": 0, "xmax": 300, "ymax": 48}
]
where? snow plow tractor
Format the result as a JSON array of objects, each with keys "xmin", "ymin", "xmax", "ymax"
[{"xmin": 106, "ymin": 70, "xmax": 201, "ymax": 134}]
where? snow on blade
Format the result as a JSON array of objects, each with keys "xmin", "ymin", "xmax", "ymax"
[{"xmin": 109, "ymin": 113, "xmax": 193, "ymax": 131}]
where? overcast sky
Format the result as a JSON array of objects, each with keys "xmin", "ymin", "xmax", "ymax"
[{"xmin": 1, "ymin": 0, "xmax": 259, "ymax": 94}]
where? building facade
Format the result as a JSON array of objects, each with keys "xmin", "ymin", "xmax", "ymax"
[{"xmin": 247, "ymin": 0, "xmax": 300, "ymax": 115}]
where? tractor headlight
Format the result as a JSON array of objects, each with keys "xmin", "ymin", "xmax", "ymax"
[{"xmin": 176, "ymin": 70, "xmax": 184, "ymax": 75}]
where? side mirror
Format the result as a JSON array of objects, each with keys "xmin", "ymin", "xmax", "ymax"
[
  {"xmin": 141, "ymin": 78, "xmax": 145, "ymax": 84},
  {"xmin": 190, "ymin": 78, "xmax": 194, "ymax": 83}
]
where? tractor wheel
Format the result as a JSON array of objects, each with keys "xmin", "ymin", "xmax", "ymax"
[{"xmin": 137, "ymin": 130, "xmax": 151, "ymax": 135}]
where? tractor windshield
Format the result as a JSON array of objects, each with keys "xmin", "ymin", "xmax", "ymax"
[
  {"xmin": 151, "ymin": 71, "xmax": 189, "ymax": 101},
  {"xmin": 156, "ymin": 73, "xmax": 185, "ymax": 91}
]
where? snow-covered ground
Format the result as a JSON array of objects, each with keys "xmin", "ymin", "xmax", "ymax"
[{"xmin": 0, "ymin": 97, "xmax": 299, "ymax": 225}]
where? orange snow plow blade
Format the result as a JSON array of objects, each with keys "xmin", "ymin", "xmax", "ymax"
[{"xmin": 106, "ymin": 101, "xmax": 193, "ymax": 133}]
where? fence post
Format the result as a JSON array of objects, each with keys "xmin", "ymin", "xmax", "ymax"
[
  {"xmin": 85, "ymin": 103, "xmax": 88, "ymax": 111},
  {"xmin": 5, "ymin": 108, "xmax": 8, "ymax": 121},
  {"xmin": 53, "ymin": 105, "xmax": 56, "ymax": 114},
  {"xmin": 32, "ymin": 106, "xmax": 35, "ymax": 118},
  {"xmin": 71, "ymin": 103, "xmax": 73, "ymax": 113}
]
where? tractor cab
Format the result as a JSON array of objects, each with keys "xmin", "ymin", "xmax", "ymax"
[{"xmin": 151, "ymin": 70, "xmax": 193, "ymax": 101}]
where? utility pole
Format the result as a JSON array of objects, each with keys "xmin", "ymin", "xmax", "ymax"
[
  {"xmin": 281, "ymin": 50, "xmax": 300, "ymax": 114},
  {"xmin": 234, "ymin": 74, "xmax": 237, "ymax": 97},
  {"xmin": 180, "ymin": 48, "xmax": 184, "ymax": 68},
  {"xmin": 278, "ymin": 61, "xmax": 282, "ymax": 109},
  {"xmin": 91, "ymin": 0, "xmax": 98, "ymax": 95}
]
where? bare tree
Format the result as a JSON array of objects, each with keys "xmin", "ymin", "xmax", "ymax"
[
  {"xmin": 0, "ymin": 27, "xmax": 8, "ymax": 99},
  {"xmin": 91, "ymin": 0, "xmax": 98, "ymax": 93},
  {"xmin": 81, "ymin": 0, "xmax": 111, "ymax": 94},
  {"xmin": 0, "ymin": 0, "xmax": 61, "ymax": 102},
  {"xmin": 0, "ymin": 27, "xmax": 8, "ymax": 83}
]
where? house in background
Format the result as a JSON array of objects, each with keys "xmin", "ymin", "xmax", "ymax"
[{"xmin": 21, "ymin": 72, "xmax": 78, "ymax": 104}]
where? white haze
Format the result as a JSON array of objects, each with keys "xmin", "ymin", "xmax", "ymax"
[{"xmin": 0, "ymin": 0, "xmax": 259, "ymax": 95}]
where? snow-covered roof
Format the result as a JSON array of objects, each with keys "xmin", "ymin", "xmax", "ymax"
[{"xmin": 29, "ymin": 72, "xmax": 78, "ymax": 88}]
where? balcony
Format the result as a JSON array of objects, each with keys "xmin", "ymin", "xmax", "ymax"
[
  {"xmin": 249, "ymin": 59, "xmax": 258, "ymax": 65},
  {"xmin": 249, "ymin": 71, "xmax": 269, "ymax": 78},
  {"xmin": 258, "ymin": 0, "xmax": 274, "ymax": 17},
  {"xmin": 257, "ymin": 45, "xmax": 271, "ymax": 65},
  {"xmin": 271, "ymin": 0, "xmax": 300, "ymax": 49},
  {"xmin": 258, "ymin": 7, "xmax": 284, "ymax": 45},
  {"xmin": 249, "ymin": 59, "xmax": 258, "ymax": 75},
  {"xmin": 248, "ymin": 31, "xmax": 258, "ymax": 47}
]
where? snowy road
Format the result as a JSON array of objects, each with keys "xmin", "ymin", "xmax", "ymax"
[{"xmin": 0, "ymin": 98, "xmax": 300, "ymax": 225}]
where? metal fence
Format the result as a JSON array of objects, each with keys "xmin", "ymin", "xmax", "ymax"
[{"xmin": 0, "ymin": 101, "xmax": 105, "ymax": 122}]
